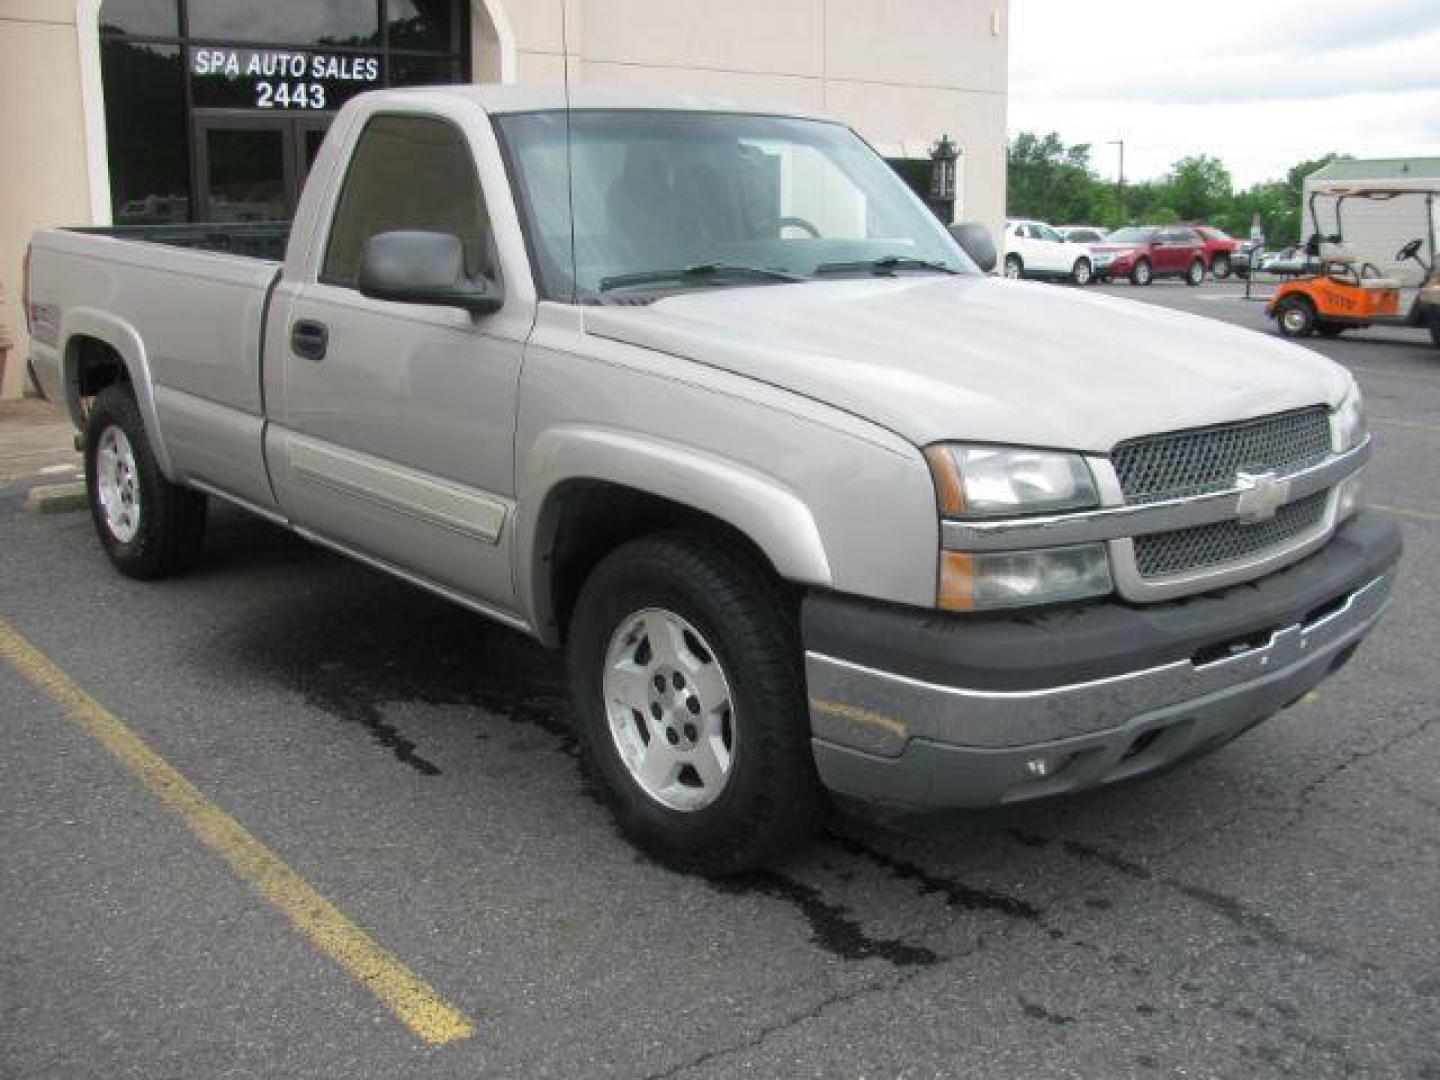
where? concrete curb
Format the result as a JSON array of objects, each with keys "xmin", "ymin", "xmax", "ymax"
[{"xmin": 25, "ymin": 481, "xmax": 88, "ymax": 514}]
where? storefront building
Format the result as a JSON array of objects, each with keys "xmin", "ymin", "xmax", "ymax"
[{"xmin": 0, "ymin": 0, "xmax": 1009, "ymax": 398}]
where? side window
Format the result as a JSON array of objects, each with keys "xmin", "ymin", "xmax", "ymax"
[{"xmin": 322, "ymin": 114, "xmax": 491, "ymax": 289}]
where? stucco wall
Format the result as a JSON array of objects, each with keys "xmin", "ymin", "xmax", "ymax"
[{"xmin": 0, "ymin": 1, "xmax": 96, "ymax": 399}]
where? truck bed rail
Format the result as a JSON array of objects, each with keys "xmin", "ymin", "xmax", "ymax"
[{"xmin": 69, "ymin": 222, "xmax": 290, "ymax": 262}]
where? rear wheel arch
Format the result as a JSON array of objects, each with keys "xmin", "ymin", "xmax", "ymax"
[{"xmin": 60, "ymin": 318, "xmax": 175, "ymax": 478}]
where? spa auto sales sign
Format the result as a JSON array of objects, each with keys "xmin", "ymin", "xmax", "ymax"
[{"xmin": 191, "ymin": 48, "xmax": 381, "ymax": 110}]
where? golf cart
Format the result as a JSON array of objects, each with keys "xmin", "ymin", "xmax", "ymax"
[{"xmin": 1267, "ymin": 182, "xmax": 1440, "ymax": 348}]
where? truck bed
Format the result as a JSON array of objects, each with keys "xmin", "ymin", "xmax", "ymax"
[{"xmin": 68, "ymin": 222, "xmax": 291, "ymax": 263}]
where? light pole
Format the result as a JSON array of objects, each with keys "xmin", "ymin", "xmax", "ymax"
[{"xmin": 1107, "ymin": 139, "xmax": 1125, "ymax": 224}]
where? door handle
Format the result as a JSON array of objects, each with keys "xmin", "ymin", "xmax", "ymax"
[{"xmin": 291, "ymin": 319, "xmax": 328, "ymax": 361}]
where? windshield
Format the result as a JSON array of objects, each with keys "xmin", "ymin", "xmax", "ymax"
[
  {"xmin": 1104, "ymin": 227, "xmax": 1155, "ymax": 244},
  {"xmin": 495, "ymin": 109, "xmax": 975, "ymax": 301},
  {"xmin": 1034, "ymin": 223, "xmax": 1064, "ymax": 242}
]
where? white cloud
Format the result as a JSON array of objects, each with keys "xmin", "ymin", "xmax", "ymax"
[{"xmin": 1009, "ymin": 0, "xmax": 1440, "ymax": 186}]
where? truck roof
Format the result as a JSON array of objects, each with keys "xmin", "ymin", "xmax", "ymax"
[{"xmin": 360, "ymin": 83, "xmax": 839, "ymax": 123}]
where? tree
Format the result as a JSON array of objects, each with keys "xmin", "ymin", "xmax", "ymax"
[
  {"xmin": 1164, "ymin": 155, "xmax": 1232, "ymax": 221},
  {"xmin": 1007, "ymin": 132, "xmax": 1098, "ymax": 224}
]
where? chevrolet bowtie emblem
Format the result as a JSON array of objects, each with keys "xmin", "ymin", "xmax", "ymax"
[{"xmin": 1234, "ymin": 470, "xmax": 1291, "ymax": 524}]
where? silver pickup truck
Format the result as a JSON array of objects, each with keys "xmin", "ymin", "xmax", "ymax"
[{"xmin": 24, "ymin": 86, "xmax": 1399, "ymax": 874}]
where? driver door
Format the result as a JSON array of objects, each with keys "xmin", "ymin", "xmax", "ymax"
[{"xmin": 264, "ymin": 112, "xmax": 528, "ymax": 612}]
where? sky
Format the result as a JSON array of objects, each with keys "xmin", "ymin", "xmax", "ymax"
[{"xmin": 1008, "ymin": 0, "xmax": 1440, "ymax": 188}]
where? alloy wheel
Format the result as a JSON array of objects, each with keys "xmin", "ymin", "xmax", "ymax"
[
  {"xmin": 602, "ymin": 607, "xmax": 736, "ymax": 812},
  {"xmin": 95, "ymin": 425, "xmax": 141, "ymax": 543}
]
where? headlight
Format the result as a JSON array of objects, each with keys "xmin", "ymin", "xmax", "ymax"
[
  {"xmin": 1332, "ymin": 381, "xmax": 1365, "ymax": 451},
  {"xmin": 924, "ymin": 445, "xmax": 1099, "ymax": 518},
  {"xmin": 939, "ymin": 544, "xmax": 1113, "ymax": 611}
]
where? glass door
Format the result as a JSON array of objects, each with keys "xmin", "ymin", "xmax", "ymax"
[
  {"xmin": 293, "ymin": 115, "xmax": 333, "ymax": 192},
  {"xmin": 194, "ymin": 116, "xmax": 295, "ymax": 222}
]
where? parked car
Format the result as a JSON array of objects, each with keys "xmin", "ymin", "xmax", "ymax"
[
  {"xmin": 24, "ymin": 86, "xmax": 1397, "ymax": 874},
  {"xmin": 1090, "ymin": 226, "xmax": 1208, "ymax": 285},
  {"xmin": 1057, "ymin": 226, "xmax": 1109, "ymax": 244},
  {"xmin": 1003, "ymin": 219, "xmax": 1105, "ymax": 284},
  {"xmin": 1261, "ymin": 247, "xmax": 1317, "ymax": 277},
  {"xmin": 1190, "ymin": 225, "xmax": 1239, "ymax": 278}
]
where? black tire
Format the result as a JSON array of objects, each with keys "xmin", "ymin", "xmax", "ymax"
[
  {"xmin": 1185, "ymin": 258, "xmax": 1205, "ymax": 286},
  {"xmin": 1428, "ymin": 309, "xmax": 1440, "ymax": 349},
  {"xmin": 1004, "ymin": 254, "xmax": 1024, "ymax": 280},
  {"xmin": 1274, "ymin": 294, "xmax": 1316, "ymax": 338},
  {"xmin": 84, "ymin": 384, "xmax": 207, "ymax": 579},
  {"xmin": 567, "ymin": 531, "xmax": 825, "ymax": 876},
  {"xmin": 1130, "ymin": 258, "xmax": 1153, "ymax": 286},
  {"xmin": 1211, "ymin": 253, "xmax": 1232, "ymax": 279},
  {"xmin": 1071, "ymin": 258, "xmax": 1093, "ymax": 286}
]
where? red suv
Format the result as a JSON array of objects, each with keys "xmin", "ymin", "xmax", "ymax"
[
  {"xmin": 1190, "ymin": 225, "xmax": 1240, "ymax": 279},
  {"xmin": 1092, "ymin": 226, "xmax": 1208, "ymax": 286}
]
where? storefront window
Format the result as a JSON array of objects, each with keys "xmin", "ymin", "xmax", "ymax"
[
  {"xmin": 101, "ymin": 41, "xmax": 190, "ymax": 224},
  {"xmin": 99, "ymin": 0, "xmax": 469, "ymax": 225},
  {"xmin": 186, "ymin": 0, "xmax": 380, "ymax": 47},
  {"xmin": 388, "ymin": 0, "xmax": 458, "ymax": 52},
  {"xmin": 97, "ymin": 0, "xmax": 177, "ymax": 37},
  {"xmin": 390, "ymin": 54, "xmax": 462, "ymax": 86}
]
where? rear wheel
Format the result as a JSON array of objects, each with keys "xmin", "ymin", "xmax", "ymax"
[
  {"xmin": 1130, "ymin": 258, "xmax": 1153, "ymax": 286},
  {"xmin": 1211, "ymin": 253, "xmax": 1232, "ymax": 279},
  {"xmin": 1274, "ymin": 294, "xmax": 1316, "ymax": 338},
  {"xmin": 84, "ymin": 385, "xmax": 207, "ymax": 579},
  {"xmin": 1004, "ymin": 254, "xmax": 1023, "ymax": 280},
  {"xmin": 1071, "ymin": 258, "xmax": 1093, "ymax": 286},
  {"xmin": 567, "ymin": 531, "xmax": 824, "ymax": 876},
  {"xmin": 1428, "ymin": 309, "xmax": 1440, "ymax": 348},
  {"xmin": 1185, "ymin": 258, "xmax": 1205, "ymax": 286}
]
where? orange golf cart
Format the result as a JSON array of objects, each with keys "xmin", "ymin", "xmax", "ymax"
[{"xmin": 1268, "ymin": 183, "xmax": 1440, "ymax": 348}]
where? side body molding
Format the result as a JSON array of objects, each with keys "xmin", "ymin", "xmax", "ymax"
[
  {"xmin": 60, "ymin": 307, "xmax": 175, "ymax": 477},
  {"xmin": 516, "ymin": 426, "xmax": 833, "ymax": 643}
]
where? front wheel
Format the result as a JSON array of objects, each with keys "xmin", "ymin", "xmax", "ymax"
[
  {"xmin": 1130, "ymin": 258, "xmax": 1153, "ymax": 286},
  {"xmin": 1071, "ymin": 258, "xmax": 1093, "ymax": 286},
  {"xmin": 1185, "ymin": 258, "xmax": 1205, "ymax": 286},
  {"xmin": 84, "ymin": 385, "xmax": 207, "ymax": 579},
  {"xmin": 1211, "ymin": 253, "xmax": 1232, "ymax": 279},
  {"xmin": 567, "ymin": 532, "xmax": 824, "ymax": 876},
  {"xmin": 1274, "ymin": 294, "xmax": 1316, "ymax": 338},
  {"xmin": 1004, "ymin": 254, "xmax": 1023, "ymax": 280}
]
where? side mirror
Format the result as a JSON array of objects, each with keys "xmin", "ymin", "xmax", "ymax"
[
  {"xmin": 948, "ymin": 221, "xmax": 997, "ymax": 274},
  {"xmin": 358, "ymin": 230, "xmax": 501, "ymax": 315}
]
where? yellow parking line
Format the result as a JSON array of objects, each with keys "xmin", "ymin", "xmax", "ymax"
[
  {"xmin": 1369, "ymin": 503, "xmax": 1440, "ymax": 524},
  {"xmin": 0, "ymin": 618, "xmax": 475, "ymax": 1046}
]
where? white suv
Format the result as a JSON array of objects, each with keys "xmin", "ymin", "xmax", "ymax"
[{"xmin": 1004, "ymin": 219, "xmax": 1107, "ymax": 285}]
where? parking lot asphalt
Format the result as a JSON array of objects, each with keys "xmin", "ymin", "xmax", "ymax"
[{"xmin": 2, "ymin": 280, "xmax": 1438, "ymax": 1079}]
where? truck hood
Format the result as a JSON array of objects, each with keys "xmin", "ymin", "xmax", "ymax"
[{"xmin": 582, "ymin": 275, "xmax": 1348, "ymax": 452}]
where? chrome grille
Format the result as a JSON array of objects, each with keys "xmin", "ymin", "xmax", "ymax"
[
  {"xmin": 1113, "ymin": 407, "xmax": 1332, "ymax": 505},
  {"xmin": 1133, "ymin": 491, "xmax": 1329, "ymax": 578}
]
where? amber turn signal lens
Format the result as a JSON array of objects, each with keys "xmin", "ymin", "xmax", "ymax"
[
  {"xmin": 923, "ymin": 445, "xmax": 966, "ymax": 516},
  {"xmin": 937, "ymin": 551, "xmax": 975, "ymax": 611}
]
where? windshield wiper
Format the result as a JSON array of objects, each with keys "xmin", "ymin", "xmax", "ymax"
[
  {"xmin": 598, "ymin": 263, "xmax": 805, "ymax": 292},
  {"xmin": 814, "ymin": 255, "xmax": 958, "ymax": 277}
]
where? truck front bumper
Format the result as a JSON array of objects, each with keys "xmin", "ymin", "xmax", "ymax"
[{"xmin": 803, "ymin": 512, "xmax": 1401, "ymax": 809}]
